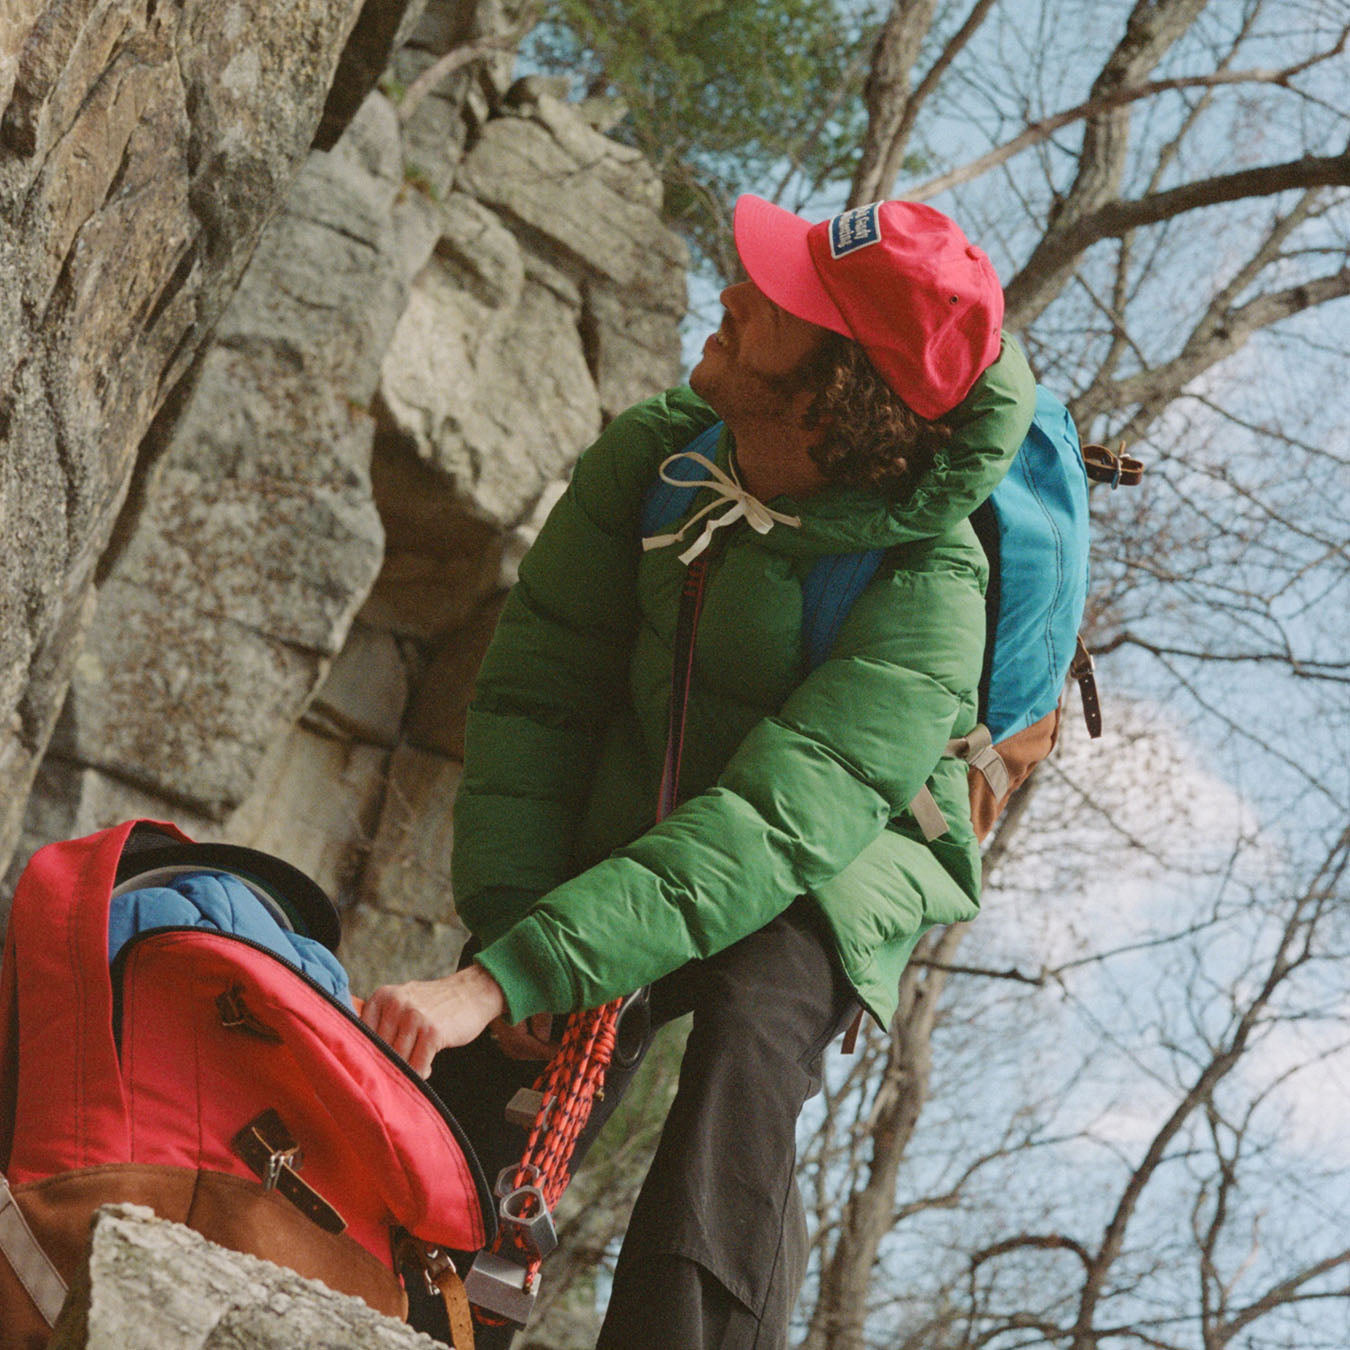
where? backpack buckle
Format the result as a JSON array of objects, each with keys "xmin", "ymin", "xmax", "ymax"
[
  {"xmin": 263, "ymin": 1144, "xmax": 301, "ymax": 1192},
  {"xmin": 230, "ymin": 1109, "xmax": 346, "ymax": 1234},
  {"xmin": 1081, "ymin": 441, "xmax": 1144, "ymax": 488}
]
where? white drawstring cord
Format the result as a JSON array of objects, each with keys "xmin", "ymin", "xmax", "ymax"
[{"xmin": 641, "ymin": 451, "xmax": 801, "ymax": 564}]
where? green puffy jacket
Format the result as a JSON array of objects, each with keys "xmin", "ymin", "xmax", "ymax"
[{"xmin": 453, "ymin": 338, "xmax": 1035, "ymax": 1028}]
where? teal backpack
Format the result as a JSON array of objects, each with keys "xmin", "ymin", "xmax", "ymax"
[{"xmin": 642, "ymin": 387, "xmax": 1138, "ymax": 841}]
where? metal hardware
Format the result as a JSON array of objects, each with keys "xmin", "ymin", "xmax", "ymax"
[
  {"xmin": 228, "ymin": 1110, "xmax": 346, "ymax": 1234},
  {"xmin": 505, "ymin": 1088, "xmax": 549, "ymax": 1129},
  {"xmin": 464, "ymin": 1249, "xmax": 539, "ymax": 1326},
  {"xmin": 499, "ymin": 1183, "xmax": 558, "ymax": 1259},
  {"xmin": 612, "ymin": 986, "xmax": 651, "ymax": 1068},
  {"xmin": 495, "ymin": 1163, "xmax": 542, "ymax": 1199},
  {"xmin": 215, "ymin": 985, "xmax": 282, "ymax": 1043},
  {"xmin": 262, "ymin": 1143, "xmax": 302, "ymax": 1192},
  {"xmin": 416, "ymin": 1242, "xmax": 454, "ymax": 1297}
]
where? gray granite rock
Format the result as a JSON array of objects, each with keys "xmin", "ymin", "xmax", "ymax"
[
  {"xmin": 456, "ymin": 96, "xmax": 687, "ymax": 314},
  {"xmin": 49, "ymin": 92, "xmax": 432, "ymax": 816},
  {"xmin": 359, "ymin": 742, "xmax": 464, "ymax": 924},
  {"xmin": 341, "ymin": 903, "xmax": 468, "ymax": 995},
  {"xmin": 1, "ymin": 13, "xmax": 687, "ymax": 989},
  {"xmin": 378, "ymin": 192, "xmax": 603, "ymax": 528},
  {"xmin": 0, "ymin": 0, "xmax": 367, "ymax": 869},
  {"xmin": 48, "ymin": 1204, "xmax": 441, "ymax": 1350},
  {"xmin": 306, "ymin": 624, "xmax": 413, "ymax": 748},
  {"xmin": 362, "ymin": 435, "xmax": 507, "ymax": 640},
  {"xmin": 6, "ymin": 724, "xmax": 387, "ymax": 926},
  {"xmin": 405, "ymin": 594, "xmax": 506, "ymax": 761}
]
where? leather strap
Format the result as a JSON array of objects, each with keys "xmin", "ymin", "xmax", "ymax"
[
  {"xmin": 437, "ymin": 1265, "xmax": 477, "ymax": 1349},
  {"xmin": 1070, "ymin": 637, "xmax": 1102, "ymax": 738},
  {"xmin": 229, "ymin": 1110, "xmax": 347, "ymax": 1234},
  {"xmin": 0, "ymin": 1171, "xmax": 67, "ymax": 1326},
  {"xmin": 397, "ymin": 1234, "xmax": 477, "ymax": 1349},
  {"xmin": 1082, "ymin": 441, "xmax": 1144, "ymax": 487}
]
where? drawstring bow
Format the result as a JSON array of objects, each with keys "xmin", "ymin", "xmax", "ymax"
[{"xmin": 641, "ymin": 450, "xmax": 801, "ymax": 564}]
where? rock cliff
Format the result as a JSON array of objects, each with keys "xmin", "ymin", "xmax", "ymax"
[{"xmin": 0, "ymin": 0, "xmax": 688, "ymax": 1004}]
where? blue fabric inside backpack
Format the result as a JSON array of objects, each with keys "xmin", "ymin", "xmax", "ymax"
[{"xmin": 108, "ymin": 870, "xmax": 354, "ymax": 1006}]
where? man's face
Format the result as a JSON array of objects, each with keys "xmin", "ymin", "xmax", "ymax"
[{"xmin": 689, "ymin": 280, "xmax": 831, "ymax": 424}]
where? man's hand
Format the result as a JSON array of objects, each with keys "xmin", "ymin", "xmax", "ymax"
[
  {"xmin": 490, "ymin": 1013, "xmax": 560, "ymax": 1061},
  {"xmin": 361, "ymin": 963, "xmax": 507, "ymax": 1078}
]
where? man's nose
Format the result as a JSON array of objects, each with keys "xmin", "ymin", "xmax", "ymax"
[{"xmin": 720, "ymin": 280, "xmax": 753, "ymax": 315}]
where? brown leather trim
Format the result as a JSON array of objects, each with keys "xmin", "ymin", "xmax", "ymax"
[
  {"xmin": 1082, "ymin": 441, "xmax": 1144, "ymax": 486},
  {"xmin": 0, "ymin": 1163, "xmax": 404, "ymax": 1342},
  {"xmin": 970, "ymin": 711, "xmax": 1061, "ymax": 841},
  {"xmin": 1070, "ymin": 637, "xmax": 1102, "ymax": 738},
  {"xmin": 229, "ymin": 1110, "xmax": 346, "ymax": 1235},
  {"xmin": 438, "ymin": 1266, "xmax": 476, "ymax": 1349}
]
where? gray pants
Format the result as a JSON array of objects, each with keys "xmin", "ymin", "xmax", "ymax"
[{"xmin": 431, "ymin": 899, "xmax": 858, "ymax": 1349}]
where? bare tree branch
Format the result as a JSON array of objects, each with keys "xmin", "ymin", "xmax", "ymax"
[
  {"xmin": 1006, "ymin": 150, "xmax": 1350, "ymax": 327},
  {"xmin": 850, "ymin": 0, "xmax": 940, "ymax": 207},
  {"xmin": 398, "ymin": 20, "xmax": 536, "ymax": 123},
  {"xmin": 855, "ymin": 0, "xmax": 999, "ymax": 206},
  {"xmin": 907, "ymin": 24, "xmax": 1350, "ymax": 203},
  {"xmin": 1066, "ymin": 825, "xmax": 1350, "ymax": 1347}
]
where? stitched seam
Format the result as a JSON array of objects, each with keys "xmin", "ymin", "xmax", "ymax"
[{"xmin": 1023, "ymin": 444, "xmax": 1068, "ymax": 683}]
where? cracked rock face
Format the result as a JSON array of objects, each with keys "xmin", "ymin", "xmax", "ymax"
[
  {"xmin": 0, "ymin": 0, "xmax": 367, "ymax": 859},
  {"xmin": 49, "ymin": 1204, "xmax": 440, "ymax": 1349},
  {"xmin": 378, "ymin": 190, "xmax": 605, "ymax": 530},
  {"xmin": 1, "ymin": 12, "xmax": 688, "ymax": 988},
  {"xmin": 49, "ymin": 92, "xmax": 420, "ymax": 818}
]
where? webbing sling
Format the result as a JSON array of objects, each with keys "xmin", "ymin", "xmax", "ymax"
[{"xmin": 0, "ymin": 1171, "xmax": 67, "ymax": 1326}]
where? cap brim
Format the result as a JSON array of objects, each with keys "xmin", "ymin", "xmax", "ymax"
[{"xmin": 733, "ymin": 195, "xmax": 849, "ymax": 334}]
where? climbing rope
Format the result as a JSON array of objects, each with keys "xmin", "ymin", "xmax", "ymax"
[{"xmin": 473, "ymin": 996, "xmax": 623, "ymax": 1321}]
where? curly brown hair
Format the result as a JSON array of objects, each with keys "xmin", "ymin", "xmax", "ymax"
[{"xmin": 790, "ymin": 333, "xmax": 953, "ymax": 500}]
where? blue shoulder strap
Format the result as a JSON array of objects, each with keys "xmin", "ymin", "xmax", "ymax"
[
  {"xmin": 642, "ymin": 419, "xmax": 886, "ymax": 673},
  {"xmin": 640, "ymin": 421, "xmax": 724, "ymax": 535},
  {"xmin": 979, "ymin": 385, "xmax": 1090, "ymax": 741},
  {"xmin": 800, "ymin": 550, "xmax": 887, "ymax": 672}
]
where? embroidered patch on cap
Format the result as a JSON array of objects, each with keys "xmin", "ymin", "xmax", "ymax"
[{"xmin": 828, "ymin": 203, "xmax": 882, "ymax": 259}]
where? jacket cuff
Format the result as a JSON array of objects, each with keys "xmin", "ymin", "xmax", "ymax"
[{"xmin": 474, "ymin": 916, "xmax": 575, "ymax": 1022}]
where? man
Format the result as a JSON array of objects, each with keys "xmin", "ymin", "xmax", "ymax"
[{"xmin": 363, "ymin": 195, "xmax": 1036, "ymax": 1347}]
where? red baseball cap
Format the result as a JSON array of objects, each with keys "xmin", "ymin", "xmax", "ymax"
[{"xmin": 732, "ymin": 195, "xmax": 1004, "ymax": 419}]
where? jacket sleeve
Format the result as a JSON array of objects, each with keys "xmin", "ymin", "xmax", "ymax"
[
  {"xmin": 474, "ymin": 532, "xmax": 988, "ymax": 1021},
  {"xmin": 450, "ymin": 394, "xmax": 711, "ymax": 947}
]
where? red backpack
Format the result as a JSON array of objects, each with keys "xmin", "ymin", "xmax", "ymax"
[{"xmin": 0, "ymin": 820, "xmax": 493, "ymax": 1348}]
